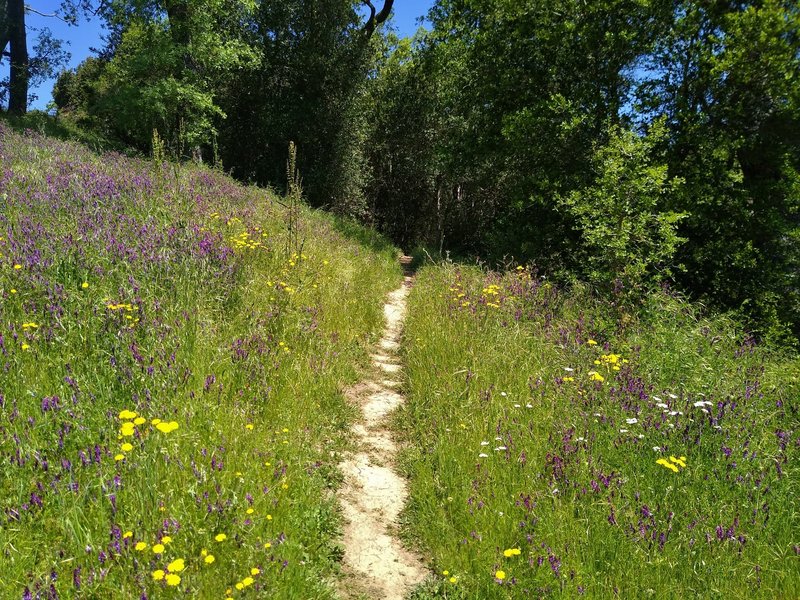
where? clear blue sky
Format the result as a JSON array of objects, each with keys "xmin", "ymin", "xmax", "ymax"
[{"xmin": 27, "ymin": 0, "xmax": 434, "ymax": 110}]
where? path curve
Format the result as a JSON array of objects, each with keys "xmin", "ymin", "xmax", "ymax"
[{"xmin": 338, "ymin": 257, "xmax": 426, "ymax": 599}]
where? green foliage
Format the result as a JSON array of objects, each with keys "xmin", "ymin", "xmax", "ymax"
[{"xmin": 558, "ymin": 122, "xmax": 685, "ymax": 295}]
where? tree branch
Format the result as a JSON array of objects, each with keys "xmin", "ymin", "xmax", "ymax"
[
  {"xmin": 24, "ymin": 5, "xmax": 69, "ymax": 23},
  {"xmin": 362, "ymin": 0, "xmax": 393, "ymax": 38}
]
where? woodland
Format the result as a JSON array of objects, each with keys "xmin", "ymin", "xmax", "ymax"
[{"xmin": 2, "ymin": 0, "xmax": 799, "ymax": 343}]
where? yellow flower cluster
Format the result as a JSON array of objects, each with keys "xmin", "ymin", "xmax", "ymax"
[
  {"xmin": 656, "ymin": 455, "xmax": 687, "ymax": 473},
  {"xmin": 115, "ymin": 410, "xmax": 179, "ymax": 459},
  {"xmin": 229, "ymin": 230, "xmax": 263, "ymax": 251}
]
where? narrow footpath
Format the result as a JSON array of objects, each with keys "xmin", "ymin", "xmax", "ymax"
[{"xmin": 338, "ymin": 257, "xmax": 426, "ymax": 599}]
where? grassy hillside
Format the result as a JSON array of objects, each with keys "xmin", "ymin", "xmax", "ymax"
[
  {"xmin": 0, "ymin": 123, "xmax": 401, "ymax": 598},
  {"xmin": 400, "ymin": 263, "xmax": 799, "ymax": 599}
]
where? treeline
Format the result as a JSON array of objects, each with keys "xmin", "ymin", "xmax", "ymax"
[{"xmin": 33, "ymin": 1, "xmax": 800, "ymax": 341}]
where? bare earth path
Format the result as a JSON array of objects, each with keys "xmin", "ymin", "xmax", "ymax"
[{"xmin": 338, "ymin": 257, "xmax": 427, "ymax": 599}]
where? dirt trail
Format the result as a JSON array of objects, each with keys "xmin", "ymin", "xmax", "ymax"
[{"xmin": 338, "ymin": 257, "xmax": 426, "ymax": 599}]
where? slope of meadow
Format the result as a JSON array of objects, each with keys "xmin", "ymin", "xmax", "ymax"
[
  {"xmin": 0, "ymin": 124, "xmax": 401, "ymax": 598},
  {"xmin": 401, "ymin": 264, "xmax": 799, "ymax": 599}
]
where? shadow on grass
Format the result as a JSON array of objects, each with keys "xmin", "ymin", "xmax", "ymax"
[
  {"xmin": 0, "ymin": 110, "xmax": 130, "ymax": 154},
  {"xmin": 329, "ymin": 213, "xmax": 400, "ymax": 259}
]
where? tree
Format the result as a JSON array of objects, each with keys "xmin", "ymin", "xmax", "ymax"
[{"xmin": 0, "ymin": 1, "xmax": 79, "ymax": 113}]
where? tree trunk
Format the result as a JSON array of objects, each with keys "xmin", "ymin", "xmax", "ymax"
[
  {"xmin": 7, "ymin": 0, "xmax": 28, "ymax": 114},
  {"xmin": 0, "ymin": 1, "xmax": 10, "ymax": 57}
]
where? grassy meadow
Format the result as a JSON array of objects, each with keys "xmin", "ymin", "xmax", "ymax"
[
  {"xmin": 0, "ymin": 124, "xmax": 401, "ymax": 598},
  {"xmin": 400, "ymin": 264, "xmax": 799, "ymax": 599}
]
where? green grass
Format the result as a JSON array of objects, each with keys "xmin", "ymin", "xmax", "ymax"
[
  {"xmin": 400, "ymin": 262, "xmax": 799, "ymax": 598},
  {"xmin": 0, "ymin": 124, "xmax": 401, "ymax": 598}
]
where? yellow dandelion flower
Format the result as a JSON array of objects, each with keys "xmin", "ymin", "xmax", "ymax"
[
  {"xmin": 165, "ymin": 573, "xmax": 180, "ymax": 586},
  {"xmin": 246, "ymin": 508, "xmax": 254, "ymax": 515},
  {"xmin": 161, "ymin": 536, "xmax": 172, "ymax": 544},
  {"xmin": 123, "ymin": 531, "xmax": 133, "ymax": 539},
  {"xmin": 21, "ymin": 343, "xmax": 30, "ymax": 350},
  {"xmin": 118, "ymin": 409, "xmax": 137, "ymax": 420},
  {"xmin": 587, "ymin": 339, "xmax": 597, "ymax": 345},
  {"xmin": 120, "ymin": 422, "xmax": 135, "ymax": 437},
  {"xmin": 152, "ymin": 569, "xmax": 165, "ymax": 581},
  {"xmin": 10, "ymin": 288, "xmax": 16, "ymax": 293},
  {"xmin": 155, "ymin": 421, "xmax": 179, "ymax": 433},
  {"xmin": 82, "ymin": 282, "xmax": 89, "ymax": 289},
  {"xmin": 13, "ymin": 264, "xmax": 22, "ymax": 270},
  {"xmin": 250, "ymin": 568, "xmax": 260, "ymax": 576},
  {"xmin": 442, "ymin": 570, "xmax": 449, "ymax": 576},
  {"xmin": 121, "ymin": 443, "xmax": 134, "ymax": 452},
  {"xmin": 114, "ymin": 454, "xmax": 125, "ymax": 461},
  {"xmin": 449, "ymin": 576, "xmax": 458, "ymax": 583},
  {"xmin": 166, "ymin": 558, "xmax": 185, "ymax": 572},
  {"xmin": 133, "ymin": 417, "xmax": 146, "ymax": 425},
  {"xmin": 151, "ymin": 418, "xmax": 161, "ymax": 425},
  {"xmin": 669, "ymin": 455, "xmax": 687, "ymax": 468},
  {"xmin": 215, "ymin": 533, "xmax": 227, "ymax": 542},
  {"xmin": 135, "ymin": 542, "xmax": 147, "ymax": 551},
  {"xmin": 245, "ymin": 423, "xmax": 254, "ymax": 430},
  {"xmin": 242, "ymin": 576, "xmax": 254, "ymax": 587},
  {"xmin": 263, "ymin": 542, "xmax": 271, "ymax": 549},
  {"xmin": 495, "ymin": 570, "xmax": 506, "ymax": 580},
  {"xmin": 204, "ymin": 554, "xmax": 215, "ymax": 564},
  {"xmin": 235, "ymin": 583, "xmax": 244, "ymax": 591},
  {"xmin": 503, "ymin": 548, "xmax": 521, "ymax": 557},
  {"xmin": 152, "ymin": 544, "xmax": 165, "ymax": 554}
]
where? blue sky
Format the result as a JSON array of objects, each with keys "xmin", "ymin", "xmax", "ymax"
[{"xmin": 26, "ymin": 0, "xmax": 434, "ymax": 110}]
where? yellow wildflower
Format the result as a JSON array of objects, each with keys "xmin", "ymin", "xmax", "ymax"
[
  {"xmin": 152, "ymin": 544, "xmax": 165, "ymax": 554},
  {"xmin": 215, "ymin": 533, "xmax": 227, "ymax": 542},
  {"xmin": 133, "ymin": 417, "xmax": 146, "ymax": 425},
  {"xmin": 152, "ymin": 570, "xmax": 165, "ymax": 581},
  {"xmin": 204, "ymin": 554, "xmax": 215, "ymax": 564},
  {"xmin": 495, "ymin": 570, "xmax": 506, "ymax": 580},
  {"xmin": 503, "ymin": 548, "xmax": 521, "ymax": 557},
  {"xmin": 155, "ymin": 421, "xmax": 179, "ymax": 433},
  {"xmin": 118, "ymin": 409, "xmax": 137, "ymax": 420},
  {"xmin": 114, "ymin": 454, "xmax": 125, "ymax": 461},
  {"xmin": 123, "ymin": 531, "xmax": 133, "ymax": 539},
  {"xmin": 165, "ymin": 573, "xmax": 180, "ymax": 586},
  {"xmin": 167, "ymin": 558, "xmax": 185, "ymax": 572},
  {"xmin": 135, "ymin": 542, "xmax": 147, "ymax": 551},
  {"xmin": 250, "ymin": 567, "xmax": 260, "ymax": 576}
]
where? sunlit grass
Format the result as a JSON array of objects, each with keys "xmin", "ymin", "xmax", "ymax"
[
  {"xmin": 401, "ymin": 263, "xmax": 799, "ymax": 599},
  {"xmin": 0, "ymin": 124, "xmax": 401, "ymax": 598}
]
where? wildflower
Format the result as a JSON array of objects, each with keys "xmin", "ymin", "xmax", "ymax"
[
  {"xmin": 156, "ymin": 421, "xmax": 179, "ymax": 433},
  {"xmin": 442, "ymin": 571, "xmax": 449, "ymax": 576},
  {"xmin": 204, "ymin": 554, "xmax": 215, "ymax": 564},
  {"xmin": 656, "ymin": 458, "xmax": 679, "ymax": 473},
  {"xmin": 266, "ymin": 514, "xmax": 272, "ymax": 520},
  {"xmin": 133, "ymin": 417, "xmax": 146, "ymax": 425},
  {"xmin": 165, "ymin": 573, "xmax": 180, "ymax": 586},
  {"xmin": 120, "ymin": 422, "xmax": 135, "ymax": 437},
  {"xmin": 152, "ymin": 570, "xmax": 165, "ymax": 581},
  {"xmin": 161, "ymin": 536, "xmax": 172, "ymax": 544},
  {"xmin": 586, "ymin": 339, "xmax": 597, "ymax": 345},
  {"xmin": 82, "ymin": 282, "xmax": 89, "ymax": 289},
  {"xmin": 246, "ymin": 508, "xmax": 254, "ymax": 515},
  {"xmin": 503, "ymin": 548, "xmax": 522, "ymax": 557},
  {"xmin": 167, "ymin": 558, "xmax": 185, "ymax": 572},
  {"xmin": 626, "ymin": 418, "xmax": 638, "ymax": 424},
  {"xmin": 215, "ymin": 533, "xmax": 227, "ymax": 542},
  {"xmin": 669, "ymin": 455, "xmax": 687, "ymax": 468},
  {"xmin": 495, "ymin": 570, "xmax": 506, "ymax": 580},
  {"xmin": 245, "ymin": 423, "xmax": 254, "ymax": 430},
  {"xmin": 263, "ymin": 542, "xmax": 271, "ymax": 549},
  {"xmin": 114, "ymin": 454, "xmax": 125, "ymax": 461},
  {"xmin": 151, "ymin": 418, "xmax": 161, "ymax": 425},
  {"xmin": 135, "ymin": 542, "xmax": 147, "ymax": 551},
  {"xmin": 123, "ymin": 531, "xmax": 133, "ymax": 539},
  {"xmin": 13, "ymin": 264, "xmax": 22, "ymax": 270},
  {"xmin": 118, "ymin": 410, "xmax": 137, "ymax": 420},
  {"xmin": 10, "ymin": 288, "xmax": 16, "ymax": 293},
  {"xmin": 242, "ymin": 577, "xmax": 254, "ymax": 587},
  {"xmin": 251, "ymin": 567, "xmax": 260, "ymax": 575},
  {"xmin": 152, "ymin": 544, "xmax": 165, "ymax": 554},
  {"xmin": 21, "ymin": 343, "xmax": 30, "ymax": 350},
  {"xmin": 588, "ymin": 371, "xmax": 605, "ymax": 382}
]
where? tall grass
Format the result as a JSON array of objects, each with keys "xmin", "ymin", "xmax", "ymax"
[
  {"xmin": 0, "ymin": 123, "xmax": 401, "ymax": 598},
  {"xmin": 401, "ymin": 263, "xmax": 799, "ymax": 598}
]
